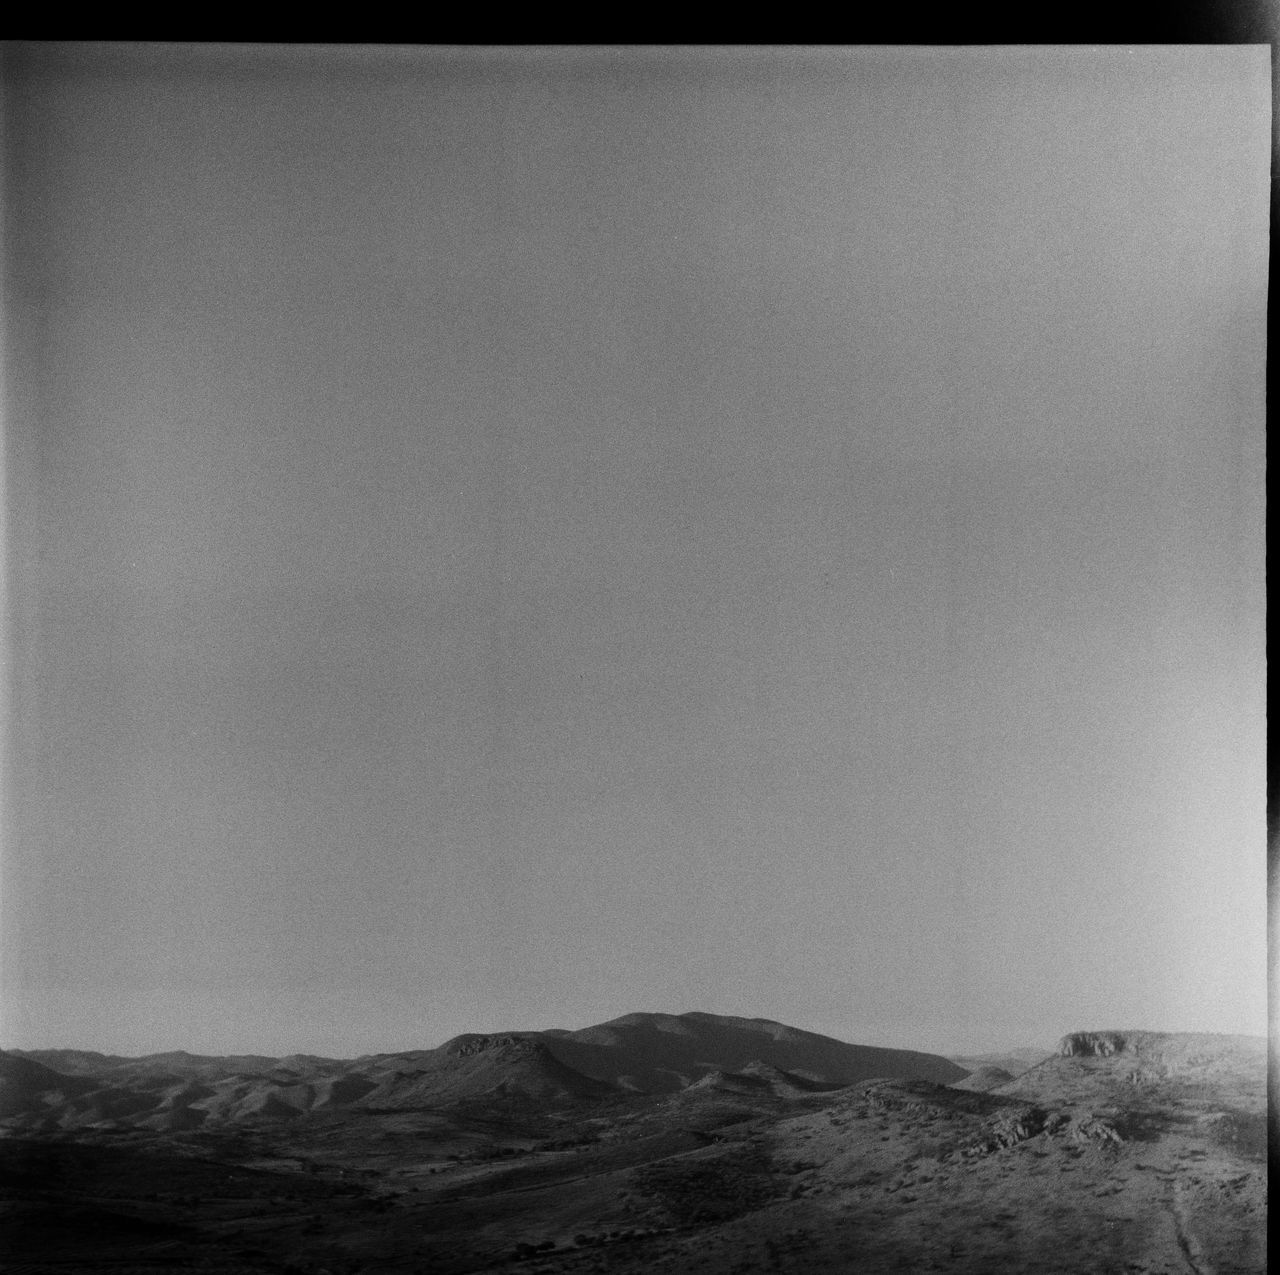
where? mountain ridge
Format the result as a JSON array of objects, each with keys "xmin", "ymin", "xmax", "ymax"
[
  {"xmin": 2, "ymin": 1011, "xmax": 966, "ymax": 1130},
  {"xmin": 10, "ymin": 1019, "xmax": 1257, "ymax": 1136}
]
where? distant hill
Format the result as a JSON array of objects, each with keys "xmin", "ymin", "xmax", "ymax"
[
  {"xmin": 946, "ymin": 1047, "xmax": 1051, "ymax": 1081},
  {"xmin": 949, "ymin": 1065, "xmax": 1016, "ymax": 1092},
  {"xmin": 13, "ymin": 1049, "xmax": 344, "ymax": 1082}
]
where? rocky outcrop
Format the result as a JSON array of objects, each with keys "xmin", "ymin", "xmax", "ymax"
[
  {"xmin": 441, "ymin": 1035, "xmax": 543, "ymax": 1059},
  {"xmin": 1069, "ymin": 1114, "xmax": 1124, "ymax": 1143},
  {"xmin": 985, "ymin": 1105, "xmax": 1048, "ymax": 1148},
  {"xmin": 1058, "ymin": 1032, "xmax": 1129, "ymax": 1057}
]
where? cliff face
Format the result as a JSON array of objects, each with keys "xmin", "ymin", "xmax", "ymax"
[{"xmin": 1054, "ymin": 1031, "xmax": 1267, "ymax": 1066}]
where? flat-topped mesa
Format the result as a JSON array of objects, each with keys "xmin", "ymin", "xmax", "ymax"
[
  {"xmin": 440, "ymin": 1034, "xmax": 543, "ymax": 1059},
  {"xmin": 1053, "ymin": 1030, "xmax": 1266, "ymax": 1065}
]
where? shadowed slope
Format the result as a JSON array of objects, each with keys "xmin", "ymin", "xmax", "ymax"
[{"xmin": 0, "ymin": 1053, "xmax": 98, "ymax": 1119}]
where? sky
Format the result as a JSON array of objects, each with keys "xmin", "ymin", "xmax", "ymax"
[{"xmin": 0, "ymin": 44, "xmax": 1268, "ymax": 1059}]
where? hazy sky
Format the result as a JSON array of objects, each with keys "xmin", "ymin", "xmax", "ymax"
[{"xmin": 1, "ymin": 45, "xmax": 1268, "ymax": 1058}]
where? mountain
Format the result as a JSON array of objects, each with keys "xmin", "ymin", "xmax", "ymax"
[
  {"xmin": 529, "ymin": 1012, "xmax": 968, "ymax": 1092},
  {"xmin": 0, "ymin": 1012, "xmax": 968, "ymax": 1132}
]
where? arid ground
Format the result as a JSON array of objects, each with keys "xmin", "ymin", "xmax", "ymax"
[{"xmin": 0, "ymin": 1017, "xmax": 1265, "ymax": 1273}]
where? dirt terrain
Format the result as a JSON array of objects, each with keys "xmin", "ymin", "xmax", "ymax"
[{"xmin": 0, "ymin": 1022, "xmax": 1265, "ymax": 1273}]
